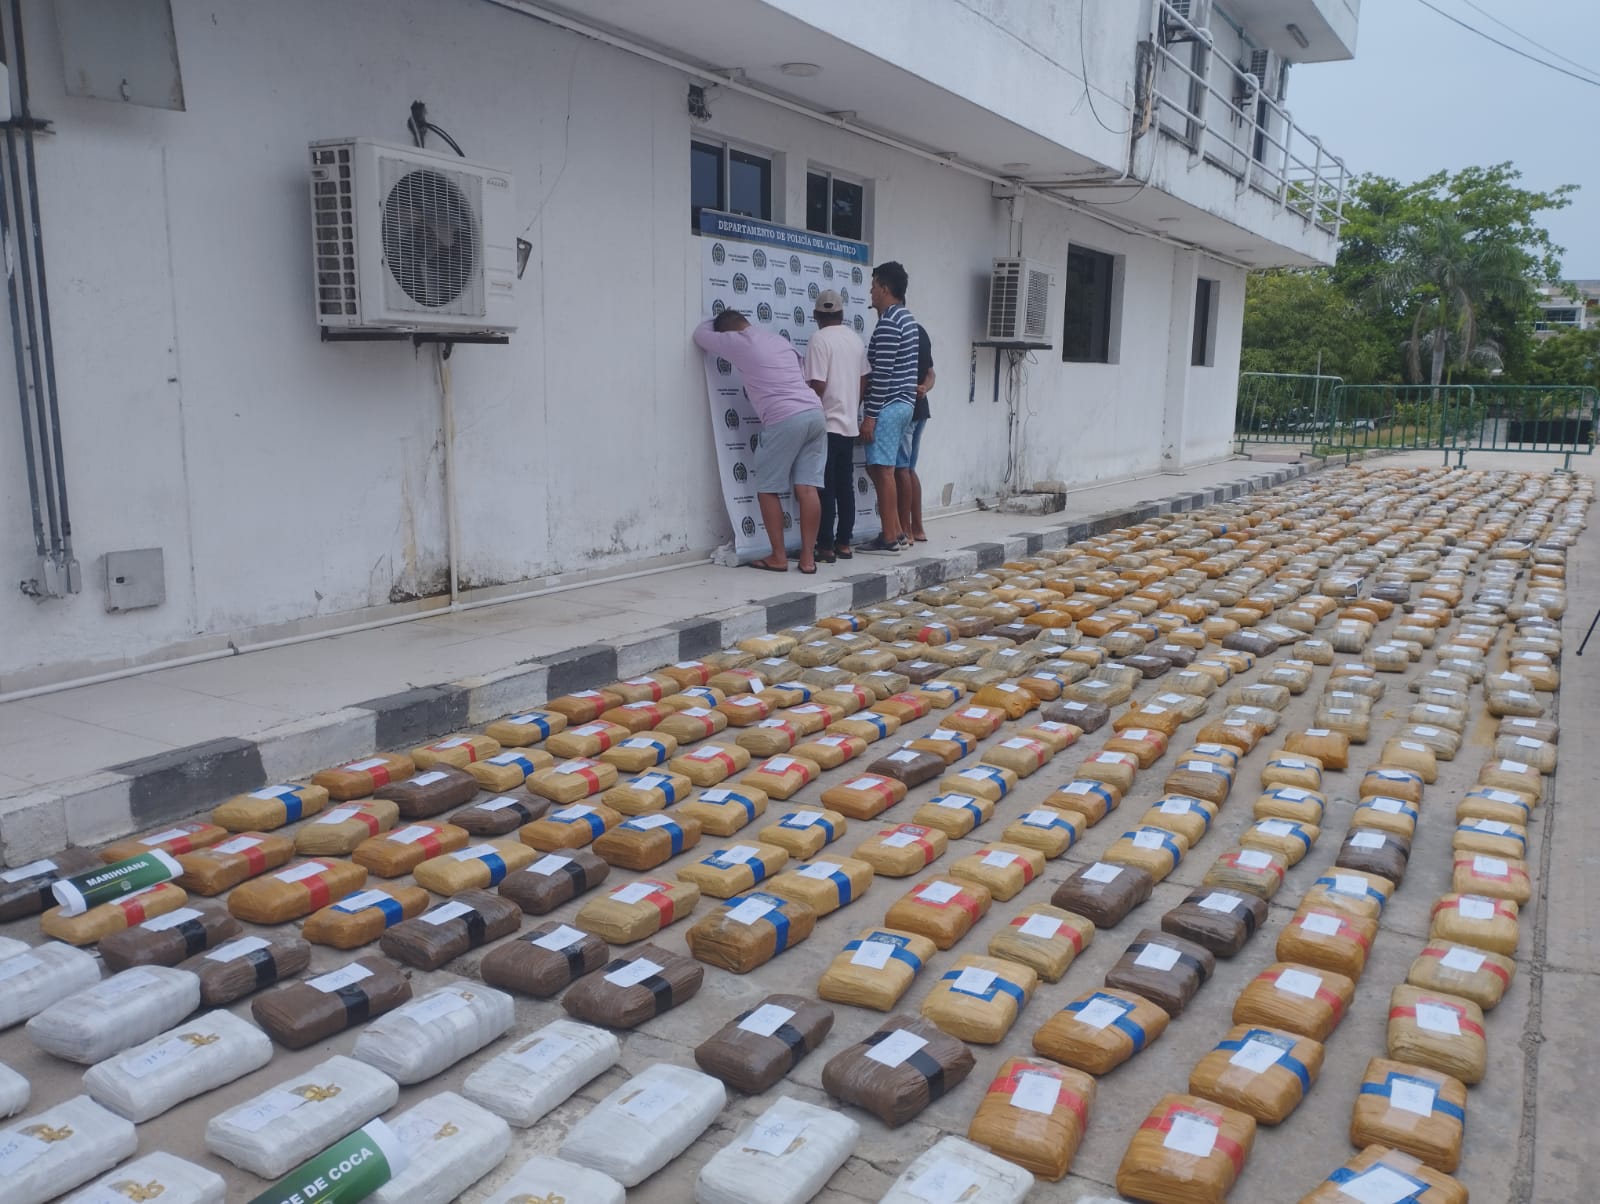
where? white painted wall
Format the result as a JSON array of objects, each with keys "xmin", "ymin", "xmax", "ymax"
[{"xmin": 0, "ymin": 0, "xmax": 1258, "ymax": 690}]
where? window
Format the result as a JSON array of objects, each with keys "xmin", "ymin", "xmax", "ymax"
[
  {"xmin": 1192, "ymin": 277, "xmax": 1219, "ymax": 366},
  {"xmin": 1062, "ymin": 246, "xmax": 1117, "ymax": 363},
  {"xmin": 691, "ymin": 140, "xmax": 772, "ymax": 228},
  {"xmin": 805, "ymin": 169, "xmax": 864, "ymax": 241}
]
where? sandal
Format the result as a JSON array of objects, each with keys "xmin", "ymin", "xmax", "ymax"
[
  {"xmin": 814, "ymin": 545, "xmax": 837, "ymax": 564},
  {"xmin": 745, "ymin": 557, "xmax": 789, "ymax": 572},
  {"xmin": 799, "ymin": 563, "xmax": 817, "ymax": 575},
  {"xmin": 835, "ymin": 545, "xmax": 853, "ymax": 560}
]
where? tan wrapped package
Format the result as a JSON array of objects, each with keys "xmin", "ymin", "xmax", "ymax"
[
  {"xmin": 718, "ymin": 693, "xmax": 776, "ymax": 727},
  {"xmin": 575, "ymin": 876, "xmax": 699, "ymax": 943},
  {"xmin": 1104, "ymin": 827, "xmax": 1190, "ymax": 882},
  {"xmin": 1497, "ymin": 714, "xmax": 1559, "ymax": 744},
  {"xmin": 1189, "ymin": 1023, "xmax": 1323, "ymax": 1125},
  {"xmin": 1380, "ymin": 738, "xmax": 1439, "ymax": 783},
  {"xmin": 989, "ymin": 905, "xmax": 1093, "ymax": 981},
  {"xmin": 817, "ymin": 683, "xmax": 875, "ymax": 714},
  {"xmin": 1303, "ymin": 868, "xmax": 1393, "ymax": 921},
  {"xmin": 251, "ymin": 955, "xmax": 412, "ymax": 1049},
  {"xmin": 411, "ymin": 732, "xmax": 501, "ymax": 769},
  {"xmin": 821, "ymin": 773, "xmax": 906, "ymax": 819},
  {"xmin": 1452, "ymin": 817, "xmax": 1527, "ymax": 861},
  {"xmin": 187, "ymin": 932, "xmax": 312, "ymax": 1006},
  {"xmin": 1407, "ymin": 942, "xmax": 1514, "ymax": 1011},
  {"xmin": 175, "ymin": 831, "xmax": 296, "ymax": 895},
  {"xmin": 676, "ymin": 841, "xmax": 789, "ymax": 898},
  {"xmin": 855, "ymin": 823, "xmax": 948, "ymax": 876},
  {"xmin": 854, "ymin": 667, "xmax": 911, "ymax": 695},
  {"xmin": 545, "ymin": 688, "xmax": 624, "ymax": 723},
  {"xmin": 600, "ymin": 733, "xmax": 679, "ymax": 773},
  {"xmin": 479, "ymin": 920, "xmax": 609, "ymax": 997},
  {"xmin": 228, "ymin": 858, "xmax": 367, "ymax": 924},
  {"xmin": 99, "ymin": 904, "xmax": 242, "ymax": 971},
  {"xmin": 913, "ymin": 791, "xmax": 994, "ymax": 838},
  {"xmin": 1430, "ymin": 893, "xmax": 1519, "ymax": 955},
  {"xmin": 821, "ymin": 1014, "xmax": 975, "ymax": 1128},
  {"xmin": 599, "ymin": 701, "xmax": 673, "ymax": 735},
  {"xmin": 1104, "ymin": 728, "xmax": 1169, "ymax": 768},
  {"xmin": 213, "ymin": 783, "xmax": 329, "ymax": 832},
  {"xmin": 1493, "ymin": 733, "xmax": 1556, "ymax": 774},
  {"xmin": 1456, "ymin": 786, "xmax": 1535, "ymax": 827},
  {"xmin": 920, "ymin": 953, "xmax": 1037, "ymax": 1043},
  {"xmin": 1232, "ymin": 962, "xmax": 1354, "ymax": 1041},
  {"xmin": 1051, "ymin": 860, "xmax": 1154, "ymax": 927},
  {"xmin": 685, "ymin": 891, "xmax": 816, "ymax": 972},
  {"xmin": 465, "ymin": 747, "xmax": 556, "ymax": 791},
  {"xmin": 949, "ymin": 843, "xmax": 1045, "ymax": 901},
  {"xmin": 1002, "ymin": 807, "xmax": 1080, "ymax": 857},
  {"xmin": 1239, "ymin": 818, "xmax": 1318, "ymax": 866},
  {"xmin": 967, "ymin": 1058, "xmax": 1095, "ymax": 1182},
  {"xmin": 1349, "ymin": 1057, "xmax": 1467, "ymax": 1173},
  {"xmin": 1451, "ymin": 854, "xmax": 1531, "ymax": 904},
  {"xmin": 1163, "ymin": 758, "xmax": 1234, "ymax": 805},
  {"xmin": 1045, "ymin": 779, "xmax": 1120, "ymax": 826},
  {"xmin": 939, "ymin": 702, "xmax": 1003, "ymax": 737},
  {"xmin": 884, "ymin": 876, "xmax": 992, "ymax": 949},
  {"xmin": 1300, "ymin": 1145, "xmax": 1468, "ymax": 1204},
  {"xmin": 498, "ymin": 848, "xmax": 610, "ymax": 914},
  {"xmin": 765, "ymin": 856, "xmax": 873, "ymax": 916},
  {"xmin": 694, "ymin": 993, "xmax": 834, "ymax": 1094},
  {"xmin": 656, "ymin": 704, "xmax": 728, "ymax": 744},
  {"xmin": 352, "ymin": 821, "xmax": 470, "ymax": 877},
  {"xmin": 1251, "ymin": 787, "xmax": 1326, "ymax": 828},
  {"xmin": 1479, "ymin": 756, "xmax": 1544, "ymax": 803},
  {"xmin": 679, "ymin": 784, "xmax": 768, "ymax": 835},
  {"xmin": 593, "ymin": 812, "xmax": 703, "ymax": 870},
  {"xmin": 1021, "ymin": 719, "xmax": 1081, "ymax": 753},
  {"xmin": 294, "ymin": 801, "xmax": 398, "ymax": 856},
  {"xmin": 758, "ymin": 808, "xmax": 846, "ymax": 859},
  {"xmin": 818, "ymin": 927, "xmax": 937, "ymax": 1010},
  {"xmin": 483, "ymin": 707, "xmax": 566, "ymax": 746},
  {"xmin": 942, "ymin": 763, "xmax": 1019, "ymax": 804},
  {"xmin": 1387, "ymin": 984, "xmax": 1487, "ymax": 1084},
  {"xmin": 741, "ymin": 753, "xmax": 821, "ymax": 800},
  {"xmin": 709, "ymin": 667, "xmax": 769, "ymax": 696},
  {"xmin": 739, "ymin": 632, "xmax": 799, "ymax": 656},
  {"xmin": 981, "ymin": 736, "xmax": 1052, "ymax": 778},
  {"xmin": 562, "ymin": 943, "xmax": 704, "ymax": 1028},
  {"xmin": 100, "ymin": 821, "xmax": 230, "ymax": 864},
  {"xmin": 1115, "ymin": 1093, "xmax": 1255, "ymax": 1204},
  {"xmin": 413, "ymin": 839, "xmax": 538, "ymax": 893},
  {"xmin": 907, "ymin": 727, "xmax": 976, "ymax": 766},
  {"xmin": 1195, "ymin": 717, "xmax": 1267, "ymax": 753},
  {"xmin": 1031, "ymin": 988, "xmax": 1168, "ymax": 1074},
  {"xmin": 1284, "ymin": 729, "xmax": 1350, "ymax": 771},
  {"xmin": 601, "ymin": 770, "xmax": 693, "ymax": 815},
  {"xmin": 829, "ymin": 710, "xmax": 900, "ymax": 743},
  {"xmin": 1275, "ymin": 905, "xmax": 1377, "ymax": 980},
  {"xmin": 1260, "ymin": 754, "xmax": 1323, "ymax": 792},
  {"xmin": 312, "ymin": 753, "xmax": 416, "ymax": 801},
  {"xmin": 973, "ymin": 682, "xmax": 1038, "ymax": 719},
  {"xmin": 792, "ymin": 731, "xmax": 866, "ymax": 768},
  {"xmin": 527, "ymin": 758, "xmax": 619, "ymax": 804},
  {"xmin": 1116, "ymin": 702, "xmax": 1186, "ymax": 737},
  {"xmin": 519, "ymin": 801, "xmax": 621, "ymax": 850},
  {"xmin": 1346, "ymin": 798, "xmax": 1417, "ymax": 842},
  {"xmin": 735, "ymin": 717, "xmax": 800, "ymax": 757},
  {"xmin": 301, "ymin": 885, "xmax": 431, "ymax": 948},
  {"xmin": 612, "ymin": 671, "xmax": 682, "ymax": 702},
  {"xmin": 1142, "ymin": 796, "xmax": 1216, "ymax": 846}
]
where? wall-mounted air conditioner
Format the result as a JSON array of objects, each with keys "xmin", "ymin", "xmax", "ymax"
[
  {"xmin": 310, "ymin": 138, "xmax": 519, "ymax": 335},
  {"xmin": 1245, "ymin": 49, "xmax": 1285, "ymax": 102},
  {"xmin": 986, "ymin": 257, "xmax": 1054, "ymax": 345},
  {"xmin": 1163, "ymin": 0, "xmax": 1212, "ymax": 43}
]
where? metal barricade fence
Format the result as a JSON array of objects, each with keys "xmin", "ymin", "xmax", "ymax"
[
  {"xmin": 1456, "ymin": 385, "xmax": 1598, "ymax": 468},
  {"xmin": 1234, "ymin": 373, "xmax": 1344, "ymax": 452}
]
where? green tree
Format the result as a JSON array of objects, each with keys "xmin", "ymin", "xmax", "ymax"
[
  {"xmin": 1241, "ymin": 269, "xmax": 1390, "ymax": 381},
  {"xmin": 1527, "ymin": 327, "xmax": 1600, "ymax": 390}
]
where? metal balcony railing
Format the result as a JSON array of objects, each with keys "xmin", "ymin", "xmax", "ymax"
[{"xmin": 1152, "ymin": 1, "xmax": 1348, "ymax": 236}]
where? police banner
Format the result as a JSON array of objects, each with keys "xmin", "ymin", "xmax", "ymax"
[{"xmin": 698, "ymin": 210, "xmax": 880, "ymax": 561}]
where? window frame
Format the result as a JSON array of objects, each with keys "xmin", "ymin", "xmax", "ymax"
[
  {"xmin": 804, "ymin": 166, "xmax": 867, "ymax": 242},
  {"xmin": 691, "ymin": 138, "xmax": 776, "ymax": 229},
  {"xmin": 1061, "ymin": 244, "xmax": 1121, "ymax": 365},
  {"xmin": 1192, "ymin": 276, "xmax": 1220, "ymax": 367}
]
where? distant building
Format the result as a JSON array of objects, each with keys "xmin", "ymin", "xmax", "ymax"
[{"xmin": 1534, "ymin": 281, "xmax": 1600, "ymax": 338}]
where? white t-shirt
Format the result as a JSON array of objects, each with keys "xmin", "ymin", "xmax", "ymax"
[{"xmin": 804, "ymin": 324, "xmax": 870, "ymax": 437}]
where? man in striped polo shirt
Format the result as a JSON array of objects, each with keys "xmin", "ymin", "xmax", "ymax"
[{"xmin": 858, "ymin": 260, "xmax": 920, "ymax": 552}]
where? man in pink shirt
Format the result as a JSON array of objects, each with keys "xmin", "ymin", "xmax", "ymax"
[{"xmin": 693, "ymin": 311, "xmax": 827, "ymax": 573}]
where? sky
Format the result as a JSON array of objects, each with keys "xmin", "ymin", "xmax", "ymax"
[{"xmin": 1286, "ymin": 0, "xmax": 1600, "ymax": 276}]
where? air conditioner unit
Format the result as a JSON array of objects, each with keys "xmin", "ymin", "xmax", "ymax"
[
  {"xmin": 310, "ymin": 138, "xmax": 518, "ymax": 336},
  {"xmin": 1163, "ymin": 0, "xmax": 1212, "ymax": 42},
  {"xmin": 1246, "ymin": 49, "xmax": 1285, "ymax": 101},
  {"xmin": 986, "ymin": 257, "xmax": 1053, "ymax": 345}
]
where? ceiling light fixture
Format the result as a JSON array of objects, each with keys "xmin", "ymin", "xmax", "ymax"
[
  {"xmin": 779, "ymin": 62, "xmax": 821, "ymax": 77},
  {"xmin": 1001, "ymin": 162, "xmax": 1031, "ymax": 173},
  {"xmin": 1286, "ymin": 23, "xmax": 1309, "ymax": 49}
]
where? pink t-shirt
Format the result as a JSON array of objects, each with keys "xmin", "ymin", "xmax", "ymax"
[
  {"xmin": 803, "ymin": 325, "xmax": 870, "ymax": 437},
  {"xmin": 693, "ymin": 321, "xmax": 822, "ymax": 427}
]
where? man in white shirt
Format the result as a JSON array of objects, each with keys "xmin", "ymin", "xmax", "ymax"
[{"xmin": 802, "ymin": 289, "xmax": 870, "ymax": 563}]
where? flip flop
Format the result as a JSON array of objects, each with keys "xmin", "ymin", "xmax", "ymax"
[
  {"xmin": 799, "ymin": 563, "xmax": 817, "ymax": 575},
  {"xmin": 746, "ymin": 558, "xmax": 789, "ymax": 572}
]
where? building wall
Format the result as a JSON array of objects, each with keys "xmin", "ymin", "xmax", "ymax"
[{"xmin": 1, "ymin": 0, "xmax": 1246, "ymax": 689}]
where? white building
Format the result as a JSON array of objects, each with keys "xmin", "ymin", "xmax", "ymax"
[
  {"xmin": 1, "ymin": 0, "xmax": 1357, "ymax": 692},
  {"xmin": 1533, "ymin": 281, "xmax": 1597, "ymax": 337}
]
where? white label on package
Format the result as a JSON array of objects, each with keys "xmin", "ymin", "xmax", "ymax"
[
  {"xmin": 951, "ymin": 967, "xmax": 997, "ymax": 996},
  {"xmin": 408, "ymin": 771, "xmax": 448, "ymax": 786},
  {"xmin": 917, "ymin": 881, "xmax": 963, "ymax": 904},
  {"xmin": 887, "ymin": 750, "xmax": 920, "ymax": 763},
  {"xmin": 1331, "ymin": 874, "xmax": 1370, "ymax": 896},
  {"xmin": 618, "ymin": 1083, "xmax": 686, "ymax": 1123},
  {"xmin": 1019, "ymin": 913, "xmax": 1063, "ymax": 939},
  {"xmin": 937, "ymin": 794, "xmax": 976, "ymax": 810},
  {"xmin": 510, "ymin": 1031, "xmax": 579, "ymax": 1071},
  {"xmin": 532, "ymin": 924, "xmax": 586, "ymax": 951},
  {"xmin": 1229, "ymin": 1038, "xmax": 1287, "ymax": 1074},
  {"xmin": 1132, "ymin": 830, "xmax": 1167, "ymax": 850},
  {"xmin": 1162, "ymin": 1112, "xmax": 1219, "ymax": 1158},
  {"xmin": 608, "ymin": 881, "xmax": 657, "ymax": 904},
  {"xmin": 1335, "ymin": 1166, "xmax": 1427, "ymax": 1204},
  {"xmin": 402, "ymin": 991, "xmax": 470, "ymax": 1026},
  {"xmin": 850, "ymin": 940, "xmax": 895, "ymax": 969},
  {"xmin": 1472, "ymin": 855, "xmax": 1510, "ymax": 877},
  {"xmin": 796, "ymin": 861, "xmax": 842, "ymax": 880},
  {"xmin": 881, "ymin": 831, "xmax": 921, "ymax": 849},
  {"xmin": 737, "ymin": 1003, "xmax": 796, "ymax": 1038},
  {"xmin": 765, "ymin": 756, "xmax": 797, "ymax": 773},
  {"xmin": 140, "ymin": 827, "xmax": 192, "ymax": 846},
  {"xmin": 865, "ymin": 1028, "xmax": 929, "ymax": 1067},
  {"xmin": 1275, "ymin": 968, "xmax": 1322, "ymax": 998},
  {"xmin": 743, "ymin": 1112, "xmax": 810, "ymax": 1157},
  {"xmin": 627, "ymin": 813, "xmax": 675, "ymax": 831},
  {"xmin": 530, "ymin": 854, "xmax": 574, "ymax": 877},
  {"xmin": 1350, "ymin": 831, "xmax": 1387, "ymax": 849},
  {"xmin": 309, "ymin": 962, "xmax": 373, "ymax": 993},
  {"xmin": 1083, "ymin": 862, "xmax": 1122, "ymax": 883},
  {"xmin": 0, "ymin": 858, "xmax": 56, "ymax": 883},
  {"xmin": 1236, "ymin": 850, "xmax": 1274, "ymax": 870},
  {"xmin": 1257, "ymin": 820, "xmax": 1295, "ymax": 838},
  {"xmin": 782, "ymin": 811, "xmax": 822, "ymax": 828},
  {"xmin": 422, "ymin": 900, "xmax": 476, "ymax": 926},
  {"xmin": 316, "ymin": 807, "xmax": 359, "ymax": 825},
  {"xmin": 1300, "ymin": 912, "xmax": 1343, "ymax": 935},
  {"xmin": 555, "ymin": 760, "xmax": 595, "ymax": 775},
  {"xmin": 604, "ymin": 958, "xmax": 663, "ymax": 987},
  {"xmin": 388, "ymin": 825, "xmax": 433, "ymax": 845},
  {"xmin": 480, "ymin": 795, "xmax": 522, "ymax": 812},
  {"xmin": 230, "ymin": 1089, "xmax": 311, "ymax": 1132},
  {"xmin": 1440, "ymin": 947, "xmax": 1486, "ymax": 973},
  {"xmin": 724, "ymin": 896, "xmax": 775, "ymax": 925},
  {"xmin": 1198, "ymin": 892, "xmax": 1241, "ymax": 913},
  {"xmin": 1389, "ymin": 1078, "xmax": 1436, "ymax": 1117},
  {"xmin": 1009, "ymin": 1071, "xmax": 1061, "ymax": 1115},
  {"xmin": 0, "ymin": 955, "xmax": 40, "ymax": 983},
  {"xmin": 1458, "ymin": 896, "xmax": 1496, "ymax": 919},
  {"xmin": 1134, "ymin": 944, "xmax": 1181, "ymax": 971},
  {"xmin": 1075, "ymin": 997, "xmax": 1127, "ymax": 1029},
  {"xmin": 453, "ymin": 843, "xmax": 497, "ymax": 861},
  {"xmin": 206, "ymin": 935, "xmax": 270, "ymax": 963},
  {"xmin": 904, "ymin": 1158, "xmax": 982, "ymax": 1204},
  {"xmin": 982, "ymin": 850, "xmax": 1018, "ymax": 867},
  {"xmin": 1368, "ymin": 797, "xmax": 1406, "ymax": 814},
  {"xmin": 1023, "ymin": 809, "xmax": 1060, "ymax": 827},
  {"xmin": 142, "ymin": 906, "xmax": 204, "ymax": 930},
  {"xmin": 1415, "ymin": 1002, "xmax": 1462, "ymax": 1035},
  {"xmin": 275, "ymin": 862, "xmax": 325, "ymax": 883},
  {"xmin": 333, "ymin": 889, "xmax": 390, "ymax": 913}
]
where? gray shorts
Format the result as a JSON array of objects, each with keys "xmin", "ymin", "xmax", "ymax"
[{"xmin": 755, "ymin": 407, "xmax": 827, "ymax": 494}]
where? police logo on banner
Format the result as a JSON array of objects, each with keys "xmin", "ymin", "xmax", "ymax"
[
  {"xmin": 774, "ymin": 277, "xmax": 787, "ymax": 297},
  {"xmin": 712, "ymin": 243, "xmax": 726, "ymax": 264},
  {"xmin": 789, "ymin": 255, "xmax": 801, "ymax": 275},
  {"xmin": 752, "ymin": 248, "xmax": 767, "ymax": 269},
  {"xmin": 733, "ymin": 462, "xmax": 748, "ymax": 483},
  {"xmin": 757, "ymin": 302, "xmax": 772, "ymax": 322},
  {"xmin": 779, "ymin": 330, "xmax": 792, "ymax": 343},
  {"xmin": 793, "ymin": 306, "xmax": 806, "ymax": 326},
  {"xmin": 741, "ymin": 516, "xmax": 757, "ymax": 536},
  {"xmin": 852, "ymin": 266, "xmax": 863, "ymax": 285},
  {"xmin": 733, "ymin": 273, "xmax": 749, "ymax": 294},
  {"xmin": 723, "ymin": 408, "xmax": 740, "ymax": 429},
  {"xmin": 712, "ymin": 299, "xmax": 725, "ymax": 316},
  {"xmin": 823, "ymin": 262, "xmax": 834, "ymax": 280},
  {"xmin": 808, "ymin": 282, "xmax": 820, "ymax": 300},
  {"xmin": 716, "ymin": 358, "xmax": 732, "ymax": 376},
  {"xmin": 749, "ymin": 431, "xmax": 761, "ymax": 452},
  {"xmin": 853, "ymin": 314, "xmax": 865, "ymax": 333}
]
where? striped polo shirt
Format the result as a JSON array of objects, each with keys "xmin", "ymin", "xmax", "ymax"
[{"xmin": 865, "ymin": 303, "xmax": 921, "ymax": 418}]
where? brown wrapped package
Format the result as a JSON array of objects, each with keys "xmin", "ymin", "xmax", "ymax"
[
  {"xmin": 884, "ymin": 876, "xmax": 992, "ymax": 949},
  {"xmin": 1163, "ymin": 759, "xmax": 1234, "ymax": 806},
  {"xmin": 250, "ymin": 955, "xmax": 413, "ymax": 1049},
  {"xmin": 1407, "ymin": 942, "xmax": 1514, "ymax": 1010},
  {"xmin": 1298, "ymin": 1145, "xmax": 1468, "ymax": 1204},
  {"xmin": 593, "ymin": 812, "xmax": 703, "ymax": 870},
  {"xmin": 378, "ymin": 889, "xmax": 522, "ymax": 970},
  {"xmin": 1348, "ymin": 1057, "xmax": 1468, "ymax": 1173},
  {"xmin": 1387, "ymin": 984, "xmax": 1487, "ymax": 1085},
  {"xmin": 519, "ymin": 800, "xmax": 621, "ymax": 850},
  {"xmin": 853, "ymin": 823, "xmax": 947, "ymax": 876},
  {"xmin": 1189, "ymin": 1024, "xmax": 1323, "ymax": 1125},
  {"xmin": 1275, "ymin": 905, "xmax": 1378, "ymax": 980},
  {"xmin": 99, "ymin": 904, "xmax": 242, "ymax": 971},
  {"xmin": 294, "ymin": 801, "xmax": 399, "ymax": 856},
  {"xmin": 1031, "ymin": 987, "xmax": 1169, "ymax": 1074},
  {"xmin": 1337, "ymin": 828, "xmax": 1411, "ymax": 885},
  {"xmin": 1051, "ymin": 861, "xmax": 1154, "ymax": 928},
  {"xmin": 1201, "ymin": 848, "xmax": 1288, "ymax": 900},
  {"xmin": 920, "ymin": 953, "xmax": 1037, "ymax": 1043},
  {"xmin": 822, "ymin": 1014, "xmax": 975, "ymax": 1128},
  {"xmin": 694, "ymin": 993, "xmax": 834, "ymax": 1094},
  {"xmin": 213, "ymin": 783, "xmax": 330, "ymax": 832},
  {"xmin": 411, "ymin": 732, "xmax": 501, "ymax": 769},
  {"xmin": 759, "ymin": 808, "xmax": 847, "ymax": 859},
  {"xmin": 186, "ymin": 931, "xmax": 312, "ymax": 1005},
  {"xmin": 482, "ymin": 707, "xmax": 566, "ymax": 746},
  {"xmin": 865, "ymin": 746, "xmax": 945, "ymax": 788},
  {"xmin": 379, "ymin": 766, "xmax": 480, "ymax": 819},
  {"xmin": 1104, "ymin": 928, "xmax": 1215, "ymax": 1017},
  {"xmin": 312, "ymin": 753, "xmax": 416, "ymax": 801},
  {"xmin": 1232, "ymin": 962, "xmax": 1355, "ymax": 1041},
  {"xmin": 949, "ymin": 843, "xmax": 1045, "ymax": 902},
  {"xmin": 352, "ymin": 822, "xmax": 470, "ymax": 877},
  {"xmin": 174, "ymin": 831, "xmax": 295, "ymax": 895},
  {"xmin": 99, "ymin": 820, "xmax": 229, "ymax": 864},
  {"xmin": 679, "ymin": 784, "xmax": 768, "ymax": 835},
  {"xmin": 575, "ymin": 876, "xmax": 699, "ymax": 942},
  {"xmin": 498, "ymin": 848, "xmax": 610, "ymax": 914},
  {"xmin": 228, "ymin": 858, "xmax": 368, "ymax": 924},
  {"xmin": 820, "ymin": 773, "xmax": 906, "ymax": 819},
  {"xmin": 1115, "ymin": 1093, "xmax": 1255, "ymax": 1204},
  {"xmin": 479, "ymin": 920, "xmax": 609, "ymax": 997},
  {"xmin": 968, "ymin": 1057, "xmax": 1095, "ymax": 1181},
  {"xmin": 765, "ymin": 855, "xmax": 873, "ymax": 916},
  {"xmin": 818, "ymin": 927, "xmax": 937, "ymax": 1010},
  {"xmin": 464, "ymin": 748, "xmax": 555, "ymax": 792},
  {"xmin": 450, "ymin": 793, "xmax": 548, "ymax": 835},
  {"xmin": 676, "ymin": 841, "xmax": 789, "ymax": 898},
  {"xmin": 0, "ymin": 848, "xmax": 102, "ymax": 922},
  {"xmin": 526, "ymin": 758, "xmax": 619, "ymax": 805},
  {"xmin": 1042, "ymin": 698, "xmax": 1110, "ymax": 731},
  {"xmin": 685, "ymin": 891, "xmax": 817, "ymax": 973},
  {"xmin": 302, "ymin": 884, "xmax": 431, "ymax": 948},
  {"xmin": 562, "ymin": 943, "xmax": 703, "ymax": 1028}
]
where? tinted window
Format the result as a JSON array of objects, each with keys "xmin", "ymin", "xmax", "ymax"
[
  {"xmin": 1062, "ymin": 246, "xmax": 1115, "ymax": 363},
  {"xmin": 690, "ymin": 140, "xmax": 723, "ymax": 229},
  {"xmin": 728, "ymin": 149, "xmax": 772, "ymax": 220}
]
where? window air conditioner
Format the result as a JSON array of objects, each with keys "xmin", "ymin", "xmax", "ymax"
[
  {"xmin": 1164, "ymin": 0, "xmax": 1212, "ymax": 42},
  {"xmin": 310, "ymin": 138, "xmax": 519, "ymax": 336},
  {"xmin": 986, "ymin": 257, "xmax": 1054, "ymax": 345},
  {"xmin": 1246, "ymin": 49, "xmax": 1285, "ymax": 101}
]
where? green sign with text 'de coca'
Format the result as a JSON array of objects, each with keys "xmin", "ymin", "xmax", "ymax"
[{"xmin": 246, "ymin": 1120, "xmax": 408, "ymax": 1204}]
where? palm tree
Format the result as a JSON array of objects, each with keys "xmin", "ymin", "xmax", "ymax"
[{"xmin": 1376, "ymin": 214, "xmax": 1531, "ymax": 386}]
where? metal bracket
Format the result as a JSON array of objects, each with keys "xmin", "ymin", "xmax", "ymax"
[{"xmin": 318, "ymin": 329, "xmax": 510, "ymax": 348}]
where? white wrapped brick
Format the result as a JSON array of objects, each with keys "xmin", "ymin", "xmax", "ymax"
[
  {"xmin": 0, "ymin": 1062, "xmax": 27, "ymax": 1118},
  {"xmin": 368, "ymin": 1091, "xmax": 511, "ymax": 1204},
  {"xmin": 0, "ymin": 936, "xmax": 28, "ymax": 961},
  {"xmin": 880, "ymin": 1136, "xmax": 1034, "ymax": 1204},
  {"xmin": 1, "ymin": 1094, "xmax": 139, "ymax": 1204},
  {"xmin": 461, "ymin": 1018, "xmax": 619, "ymax": 1126},
  {"xmin": 351, "ymin": 982, "xmax": 513, "ymax": 1085},
  {"xmin": 205, "ymin": 1053, "xmax": 398, "ymax": 1178},
  {"xmin": 695, "ymin": 1095, "xmax": 858, "ymax": 1204},
  {"xmin": 481, "ymin": 1154, "xmax": 625, "ymax": 1204},
  {"xmin": 560, "ymin": 1063, "xmax": 726, "ymax": 1186},
  {"xmin": 27, "ymin": 966, "xmax": 199, "ymax": 1064},
  {"xmin": 61, "ymin": 1151, "xmax": 225, "ymax": 1204},
  {"xmin": 83, "ymin": 1009, "xmax": 272, "ymax": 1122},
  {"xmin": 0, "ymin": 942, "xmax": 100, "ymax": 1030}
]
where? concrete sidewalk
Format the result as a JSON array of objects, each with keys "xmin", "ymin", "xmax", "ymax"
[{"xmin": 0, "ymin": 454, "xmax": 1323, "ymax": 864}]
